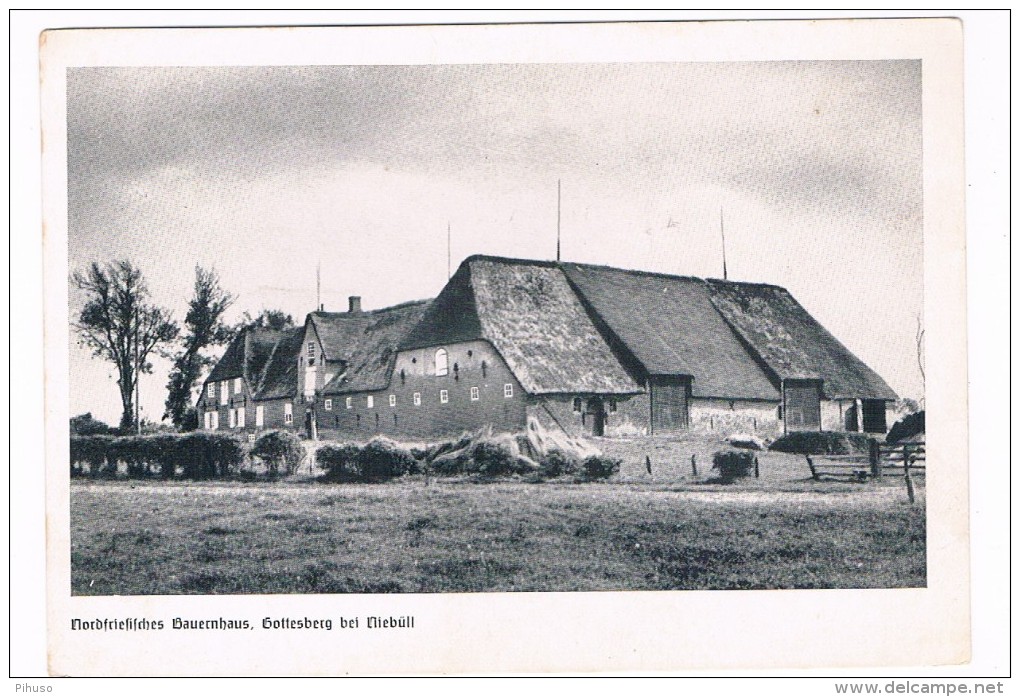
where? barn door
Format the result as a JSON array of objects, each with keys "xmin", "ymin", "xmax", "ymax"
[
  {"xmin": 650, "ymin": 377, "xmax": 689, "ymax": 434},
  {"xmin": 784, "ymin": 380, "xmax": 821, "ymax": 432},
  {"xmin": 586, "ymin": 397, "xmax": 606, "ymax": 436}
]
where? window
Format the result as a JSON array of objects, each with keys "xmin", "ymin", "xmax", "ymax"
[
  {"xmin": 247, "ymin": 433, "xmax": 256, "ymax": 444},
  {"xmin": 207, "ymin": 383, "xmax": 215, "ymax": 399},
  {"xmin": 609, "ymin": 398, "xmax": 617, "ymax": 413},
  {"xmin": 284, "ymin": 402, "xmax": 293, "ymax": 424},
  {"xmin": 440, "ymin": 390, "xmax": 449, "ymax": 404},
  {"xmin": 504, "ymin": 383, "xmax": 513, "ymax": 398},
  {"xmin": 220, "ymin": 382, "xmax": 228, "ymax": 405},
  {"xmin": 228, "ymin": 408, "xmax": 236, "ymax": 429},
  {"xmin": 210, "ymin": 411, "xmax": 219, "ymax": 430},
  {"xmin": 435, "ymin": 348, "xmax": 448, "ymax": 376},
  {"xmin": 572, "ymin": 397, "xmax": 582, "ymax": 413},
  {"xmin": 413, "ymin": 392, "xmax": 421, "ymax": 406},
  {"xmin": 471, "ymin": 387, "xmax": 479, "ymax": 401},
  {"xmin": 204, "ymin": 411, "xmax": 212, "ymax": 430},
  {"xmin": 367, "ymin": 396, "xmax": 374, "ymax": 408},
  {"xmin": 345, "ymin": 397, "xmax": 352, "ymax": 410},
  {"xmin": 234, "ymin": 377, "xmax": 242, "ymax": 394},
  {"xmin": 237, "ymin": 407, "xmax": 245, "ymax": 428},
  {"xmin": 255, "ymin": 405, "xmax": 264, "ymax": 427},
  {"xmin": 389, "ymin": 394, "xmax": 396, "ymax": 407},
  {"xmin": 324, "ymin": 399, "xmax": 333, "ymax": 411},
  {"xmin": 307, "ymin": 342, "xmax": 315, "ymax": 359}
]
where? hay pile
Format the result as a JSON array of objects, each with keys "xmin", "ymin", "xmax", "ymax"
[{"xmin": 425, "ymin": 416, "xmax": 601, "ymax": 476}]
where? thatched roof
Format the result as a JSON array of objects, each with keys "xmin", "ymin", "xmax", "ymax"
[
  {"xmin": 251, "ymin": 327, "xmax": 304, "ymax": 400},
  {"xmin": 401, "ymin": 256, "xmax": 642, "ymax": 395},
  {"xmin": 308, "ymin": 312, "xmax": 370, "ymax": 363},
  {"xmin": 207, "ymin": 327, "xmax": 283, "ymax": 386},
  {"xmin": 206, "ymin": 333, "xmax": 246, "ymax": 383},
  {"xmin": 561, "ymin": 263, "xmax": 781, "ymax": 400},
  {"xmin": 321, "ymin": 300, "xmax": 432, "ymax": 395},
  {"xmin": 202, "ymin": 255, "xmax": 895, "ymax": 405},
  {"xmin": 706, "ymin": 280, "xmax": 897, "ymax": 400}
]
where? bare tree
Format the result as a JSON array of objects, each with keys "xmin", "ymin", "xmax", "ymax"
[
  {"xmin": 73, "ymin": 261, "xmax": 179, "ymax": 433},
  {"xmin": 164, "ymin": 266, "xmax": 235, "ymax": 429},
  {"xmin": 916, "ymin": 314, "xmax": 925, "ymax": 405}
]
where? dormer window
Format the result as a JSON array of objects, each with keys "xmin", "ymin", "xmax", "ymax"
[
  {"xmin": 307, "ymin": 342, "xmax": 315, "ymax": 359},
  {"xmin": 435, "ymin": 349, "xmax": 448, "ymax": 376}
]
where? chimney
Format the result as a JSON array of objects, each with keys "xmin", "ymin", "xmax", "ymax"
[{"xmin": 348, "ymin": 296, "xmax": 362, "ymax": 313}]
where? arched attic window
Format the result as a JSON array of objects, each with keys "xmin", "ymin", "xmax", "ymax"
[{"xmin": 435, "ymin": 349, "xmax": 449, "ymax": 377}]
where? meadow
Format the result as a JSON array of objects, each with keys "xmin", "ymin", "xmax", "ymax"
[{"xmin": 70, "ymin": 438, "xmax": 925, "ymax": 594}]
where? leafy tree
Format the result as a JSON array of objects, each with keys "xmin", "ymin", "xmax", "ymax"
[
  {"xmin": 72, "ymin": 261, "xmax": 179, "ymax": 433},
  {"xmin": 233, "ymin": 308, "xmax": 295, "ymax": 333},
  {"xmin": 164, "ymin": 266, "xmax": 235, "ymax": 429},
  {"xmin": 70, "ymin": 412, "xmax": 114, "ymax": 436}
]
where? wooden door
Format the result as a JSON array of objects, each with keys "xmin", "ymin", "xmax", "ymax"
[
  {"xmin": 861, "ymin": 400, "xmax": 887, "ymax": 433},
  {"xmin": 586, "ymin": 397, "xmax": 606, "ymax": 436},
  {"xmin": 784, "ymin": 380, "xmax": 821, "ymax": 431},
  {"xmin": 650, "ymin": 378, "xmax": 689, "ymax": 433}
]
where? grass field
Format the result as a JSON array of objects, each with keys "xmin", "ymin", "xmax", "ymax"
[{"xmin": 70, "ymin": 436, "xmax": 925, "ymax": 594}]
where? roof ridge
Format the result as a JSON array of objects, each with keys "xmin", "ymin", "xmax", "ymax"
[
  {"xmin": 464, "ymin": 254, "xmax": 786, "ymax": 290},
  {"xmin": 308, "ymin": 298, "xmax": 432, "ymax": 320}
]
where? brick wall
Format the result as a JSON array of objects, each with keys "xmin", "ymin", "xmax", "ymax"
[
  {"xmin": 315, "ymin": 339, "xmax": 527, "ymax": 442},
  {"xmin": 198, "ymin": 376, "xmax": 299, "ymax": 436}
]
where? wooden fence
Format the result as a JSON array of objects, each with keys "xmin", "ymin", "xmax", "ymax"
[{"xmin": 806, "ymin": 440, "xmax": 925, "ymax": 482}]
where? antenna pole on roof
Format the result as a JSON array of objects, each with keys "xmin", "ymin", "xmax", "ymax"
[
  {"xmin": 316, "ymin": 261, "xmax": 321, "ymax": 310},
  {"xmin": 447, "ymin": 222, "xmax": 451, "ymax": 280},
  {"xmin": 556, "ymin": 179, "xmax": 561, "ymax": 262},
  {"xmin": 720, "ymin": 207, "xmax": 728, "ymax": 281}
]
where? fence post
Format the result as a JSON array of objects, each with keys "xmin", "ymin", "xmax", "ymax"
[
  {"xmin": 904, "ymin": 459, "xmax": 915, "ymax": 504},
  {"xmin": 754, "ymin": 456, "xmax": 760, "ymax": 479},
  {"xmin": 806, "ymin": 455, "xmax": 817, "ymax": 480},
  {"xmin": 691, "ymin": 454, "xmax": 698, "ymax": 478},
  {"xmin": 869, "ymin": 439, "xmax": 881, "ymax": 479}
]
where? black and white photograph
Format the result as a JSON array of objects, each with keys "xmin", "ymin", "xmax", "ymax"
[{"xmin": 28, "ymin": 15, "xmax": 986, "ymax": 677}]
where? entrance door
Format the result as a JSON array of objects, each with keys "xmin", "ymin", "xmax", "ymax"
[
  {"xmin": 861, "ymin": 400, "xmax": 887, "ymax": 433},
  {"xmin": 784, "ymin": 380, "xmax": 821, "ymax": 432},
  {"xmin": 650, "ymin": 377, "xmax": 689, "ymax": 434},
  {"xmin": 586, "ymin": 397, "xmax": 606, "ymax": 436}
]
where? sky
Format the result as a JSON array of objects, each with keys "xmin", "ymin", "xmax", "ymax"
[{"xmin": 67, "ymin": 60, "xmax": 923, "ymax": 426}]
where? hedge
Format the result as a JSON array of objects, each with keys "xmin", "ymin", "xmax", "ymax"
[
  {"xmin": 69, "ymin": 432, "xmax": 248, "ymax": 479},
  {"xmin": 887, "ymin": 411, "xmax": 924, "ymax": 444},
  {"xmin": 316, "ymin": 437, "xmax": 418, "ymax": 482},
  {"xmin": 581, "ymin": 455, "xmax": 621, "ymax": 481},
  {"xmin": 769, "ymin": 431, "xmax": 873, "ymax": 455},
  {"xmin": 538, "ymin": 449, "xmax": 582, "ymax": 478},
  {"xmin": 711, "ymin": 449, "xmax": 755, "ymax": 482},
  {"xmin": 251, "ymin": 430, "xmax": 305, "ymax": 477},
  {"xmin": 316, "ymin": 443, "xmax": 364, "ymax": 482}
]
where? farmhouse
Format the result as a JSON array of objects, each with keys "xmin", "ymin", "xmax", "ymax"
[{"xmin": 198, "ymin": 255, "xmax": 896, "ymax": 440}]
